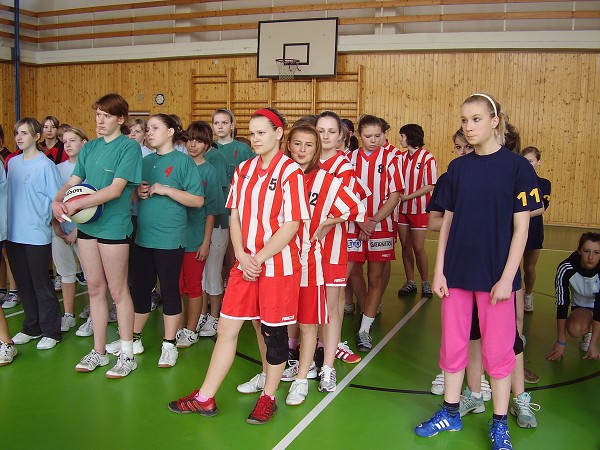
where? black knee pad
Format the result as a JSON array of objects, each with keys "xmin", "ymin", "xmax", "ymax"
[
  {"xmin": 513, "ymin": 329, "xmax": 524, "ymax": 355},
  {"xmin": 261, "ymin": 324, "xmax": 288, "ymax": 365}
]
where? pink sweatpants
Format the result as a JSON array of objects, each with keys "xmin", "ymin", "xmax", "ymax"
[{"xmin": 440, "ymin": 288, "xmax": 516, "ymax": 379}]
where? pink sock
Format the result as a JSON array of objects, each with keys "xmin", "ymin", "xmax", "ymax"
[
  {"xmin": 194, "ymin": 391, "xmax": 211, "ymax": 402},
  {"xmin": 288, "ymin": 338, "xmax": 298, "ymax": 349}
]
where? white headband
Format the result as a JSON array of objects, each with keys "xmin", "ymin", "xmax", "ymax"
[{"xmin": 471, "ymin": 93, "xmax": 498, "ymax": 117}]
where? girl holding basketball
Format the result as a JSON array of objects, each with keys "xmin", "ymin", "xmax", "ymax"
[
  {"xmin": 7, "ymin": 118, "xmax": 63, "ymax": 350},
  {"xmin": 114, "ymin": 114, "xmax": 204, "ymax": 368},
  {"xmin": 50, "ymin": 127, "xmax": 88, "ymax": 333},
  {"xmin": 168, "ymin": 108, "xmax": 309, "ymax": 424},
  {"xmin": 415, "ymin": 94, "xmax": 541, "ymax": 450},
  {"xmin": 52, "ymin": 93, "xmax": 142, "ymax": 378}
]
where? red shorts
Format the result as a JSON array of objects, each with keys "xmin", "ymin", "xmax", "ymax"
[
  {"xmin": 396, "ymin": 212, "xmax": 428, "ymax": 229},
  {"xmin": 347, "ymin": 231, "xmax": 396, "ymax": 263},
  {"xmin": 297, "ymin": 285, "xmax": 328, "ymax": 325},
  {"xmin": 221, "ymin": 267, "xmax": 300, "ymax": 326},
  {"xmin": 179, "ymin": 252, "xmax": 206, "ymax": 298},
  {"xmin": 323, "ymin": 262, "xmax": 347, "ymax": 286}
]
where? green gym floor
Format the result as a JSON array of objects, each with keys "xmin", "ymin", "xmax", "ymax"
[{"xmin": 2, "ymin": 225, "xmax": 599, "ymax": 450}]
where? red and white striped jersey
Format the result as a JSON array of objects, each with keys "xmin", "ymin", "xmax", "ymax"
[
  {"xmin": 227, "ymin": 151, "xmax": 310, "ymax": 277},
  {"xmin": 347, "ymin": 147, "xmax": 404, "ymax": 233},
  {"xmin": 400, "ymin": 147, "xmax": 437, "ymax": 214},
  {"xmin": 299, "ymin": 169, "xmax": 365, "ymax": 285},
  {"xmin": 319, "ymin": 151, "xmax": 370, "ymax": 264}
]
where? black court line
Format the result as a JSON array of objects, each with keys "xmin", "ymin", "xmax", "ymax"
[{"xmin": 349, "ymin": 369, "xmax": 600, "ymax": 395}]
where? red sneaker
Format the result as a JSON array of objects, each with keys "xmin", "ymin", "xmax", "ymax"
[
  {"xmin": 336, "ymin": 341, "xmax": 362, "ymax": 364},
  {"xmin": 168, "ymin": 389, "xmax": 218, "ymax": 416},
  {"xmin": 246, "ymin": 394, "xmax": 278, "ymax": 424}
]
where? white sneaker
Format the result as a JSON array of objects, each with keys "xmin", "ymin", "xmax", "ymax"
[
  {"xmin": 195, "ymin": 314, "xmax": 207, "ymax": 333},
  {"xmin": 286, "ymin": 379, "xmax": 309, "ymax": 406},
  {"xmin": 198, "ymin": 314, "xmax": 218, "ymax": 337},
  {"xmin": 318, "ymin": 365, "xmax": 337, "ymax": 392},
  {"xmin": 79, "ymin": 304, "xmax": 90, "ymax": 319},
  {"xmin": 108, "ymin": 303, "xmax": 117, "ymax": 323},
  {"xmin": 237, "ymin": 372, "xmax": 266, "ymax": 394},
  {"xmin": 75, "ymin": 318, "xmax": 94, "ymax": 337},
  {"xmin": 106, "ymin": 339, "xmax": 144, "ymax": 356},
  {"xmin": 75, "ymin": 349, "xmax": 110, "ymax": 372},
  {"xmin": 524, "ymin": 294, "xmax": 534, "ymax": 312},
  {"xmin": 2, "ymin": 292, "xmax": 19, "ymax": 309},
  {"xmin": 61, "ymin": 314, "xmax": 76, "ymax": 332},
  {"xmin": 158, "ymin": 342, "xmax": 178, "ymax": 368},
  {"xmin": 481, "ymin": 376, "xmax": 492, "ymax": 402},
  {"xmin": 176, "ymin": 328, "xmax": 199, "ymax": 348},
  {"xmin": 54, "ymin": 276, "xmax": 62, "ymax": 291},
  {"xmin": 37, "ymin": 337, "xmax": 58, "ymax": 350},
  {"xmin": 106, "ymin": 353, "xmax": 137, "ymax": 378},
  {"xmin": 12, "ymin": 332, "xmax": 42, "ymax": 344},
  {"xmin": 281, "ymin": 360, "xmax": 318, "ymax": 382},
  {"xmin": 0, "ymin": 341, "xmax": 17, "ymax": 366},
  {"xmin": 580, "ymin": 332, "xmax": 592, "ymax": 352},
  {"xmin": 431, "ymin": 372, "xmax": 444, "ymax": 395}
]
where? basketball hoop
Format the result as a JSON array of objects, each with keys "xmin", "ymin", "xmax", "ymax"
[{"xmin": 275, "ymin": 58, "xmax": 301, "ymax": 80}]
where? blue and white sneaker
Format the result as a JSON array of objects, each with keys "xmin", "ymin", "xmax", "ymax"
[
  {"xmin": 488, "ymin": 418, "xmax": 513, "ymax": 450},
  {"xmin": 415, "ymin": 407, "xmax": 462, "ymax": 437}
]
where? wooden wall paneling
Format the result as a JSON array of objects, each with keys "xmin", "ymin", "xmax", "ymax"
[
  {"xmin": 191, "ymin": 70, "xmax": 228, "ymax": 124},
  {"xmin": 0, "ymin": 62, "xmax": 16, "ymax": 151}
]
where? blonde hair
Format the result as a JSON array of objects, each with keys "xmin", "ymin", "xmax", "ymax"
[{"xmin": 463, "ymin": 93, "xmax": 506, "ymax": 145}]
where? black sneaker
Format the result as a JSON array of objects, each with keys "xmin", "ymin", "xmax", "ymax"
[
  {"xmin": 398, "ymin": 280, "xmax": 417, "ymax": 296},
  {"xmin": 422, "ymin": 281, "xmax": 433, "ymax": 298},
  {"xmin": 76, "ymin": 272, "xmax": 87, "ymax": 286}
]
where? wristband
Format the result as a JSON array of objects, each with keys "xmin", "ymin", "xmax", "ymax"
[{"xmin": 556, "ymin": 340, "xmax": 567, "ymax": 346}]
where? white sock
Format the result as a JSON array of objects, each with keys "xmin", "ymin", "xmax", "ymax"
[
  {"xmin": 121, "ymin": 340, "xmax": 134, "ymax": 358},
  {"xmin": 359, "ymin": 315, "xmax": 375, "ymax": 333}
]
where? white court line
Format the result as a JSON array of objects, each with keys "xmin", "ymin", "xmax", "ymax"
[
  {"xmin": 273, "ymin": 297, "xmax": 430, "ymax": 450},
  {"xmin": 4, "ymin": 290, "xmax": 89, "ymax": 319}
]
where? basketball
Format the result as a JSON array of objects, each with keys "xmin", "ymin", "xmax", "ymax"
[{"xmin": 62, "ymin": 183, "xmax": 103, "ymax": 224}]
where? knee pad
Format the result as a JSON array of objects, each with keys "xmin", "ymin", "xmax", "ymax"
[
  {"xmin": 261, "ymin": 324, "xmax": 288, "ymax": 365},
  {"xmin": 513, "ymin": 331, "xmax": 524, "ymax": 355}
]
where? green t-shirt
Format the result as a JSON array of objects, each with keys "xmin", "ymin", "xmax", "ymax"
[
  {"xmin": 215, "ymin": 139, "xmax": 253, "ymax": 183},
  {"xmin": 136, "ymin": 150, "xmax": 203, "ymax": 250},
  {"xmin": 204, "ymin": 147, "xmax": 230, "ymax": 230},
  {"xmin": 185, "ymin": 161, "xmax": 226, "ymax": 252},
  {"xmin": 72, "ymin": 134, "xmax": 142, "ymax": 240}
]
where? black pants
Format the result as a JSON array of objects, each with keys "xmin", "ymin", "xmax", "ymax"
[
  {"xmin": 130, "ymin": 244, "xmax": 184, "ymax": 316},
  {"xmin": 6, "ymin": 242, "xmax": 61, "ymax": 340}
]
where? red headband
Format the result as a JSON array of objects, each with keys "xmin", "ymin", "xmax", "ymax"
[{"xmin": 253, "ymin": 108, "xmax": 284, "ymax": 130}]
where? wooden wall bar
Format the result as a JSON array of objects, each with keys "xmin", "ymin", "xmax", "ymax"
[{"xmin": 2, "ymin": 52, "xmax": 599, "ymax": 228}]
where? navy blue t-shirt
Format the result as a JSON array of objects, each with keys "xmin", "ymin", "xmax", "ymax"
[
  {"xmin": 526, "ymin": 176, "xmax": 551, "ymax": 250},
  {"xmin": 439, "ymin": 147, "xmax": 542, "ymax": 292},
  {"xmin": 426, "ymin": 172, "xmax": 446, "ymax": 213}
]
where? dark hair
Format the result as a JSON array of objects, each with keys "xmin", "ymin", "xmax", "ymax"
[
  {"xmin": 578, "ymin": 232, "xmax": 600, "ymax": 251},
  {"xmin": 186, "ymin": 121, "xmax": 213, "ymax": 147},
  {"xmin": 400, "ymin": 123, "xmax": 425, "ymax": 148},
  {"xmin": 463, "ymin": 93, "xmax": 506, "ymax": 145},
  {"xmin": 14, "ymin": 117, "xmax": 44, "ymax": 151},
  {"xmin": 379, "ymin": 118, "xmax": 390, "ymax": 134},
  {"xmin": 504, "ymin": 123, "xmax": 521, "ymax": 153},
  {"xmin": 317, "ymin": 111, "xmax": 342, "ymax": 133},
  {"xmin": 284, "ymin": 124, "xmax": 322, "ymax": 174},
  {"xmin": 357, "ymin": 114, "xmax": 383, "ymax": 134},
  {"xmin": 294, "ymin": 115, "xmax": 318, "ymax": 127},
  {"xmin": 43, "ymin": 116, "xmax": 60, "ymax": 129},
  {"xmin": 93, "ymin": 93, "xmax": 129, "ymax": 120},
  {"xmin": 340, "ymin": 118, "xmax": 354, "ymax": 133},
  {"xmin": 0, "ymin": 124, "xmax": 4, "ymax": 146},
  {"xmin": 522, "ymin": 146, "xmax": 541, "ymax": 161},
  {"xmin": 150, "ymin": 114, "xmax": 188, "ymax": 143}
]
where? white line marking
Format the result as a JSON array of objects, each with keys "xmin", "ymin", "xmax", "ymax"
[
  {"xmin": 273, "ymin": 297, "xmax": 429, "ymax": 450},
  {"xmin": 4, "ymin": 290, "xmax": 89, "ymax": 318}
]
